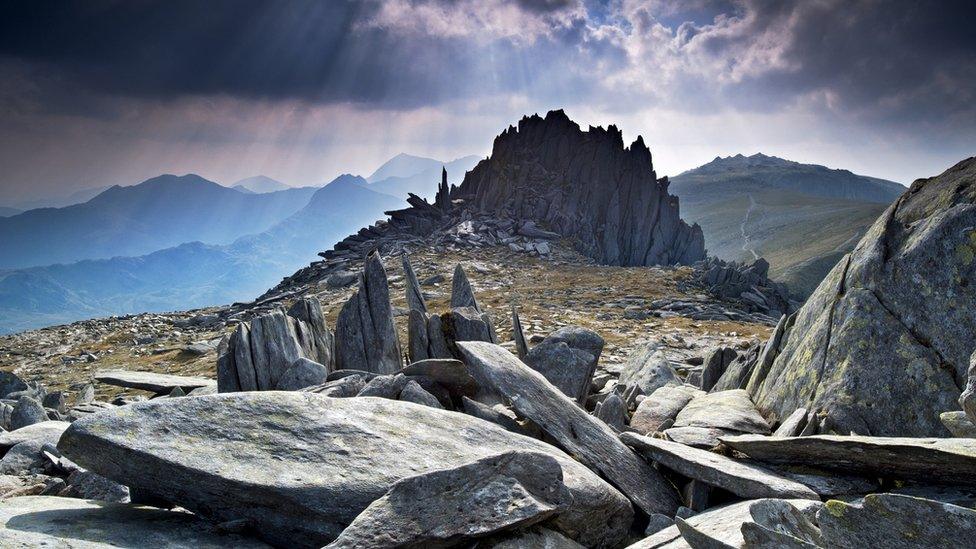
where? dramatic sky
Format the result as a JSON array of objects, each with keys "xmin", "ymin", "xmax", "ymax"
[{"xmin": 1, "ymin": 0, "xmax": 974, "ymax": 204}]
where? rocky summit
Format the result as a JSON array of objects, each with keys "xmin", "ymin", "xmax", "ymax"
[{"xmin": 0, "ymin": 111, "xmax": 975, "ymax": 548}]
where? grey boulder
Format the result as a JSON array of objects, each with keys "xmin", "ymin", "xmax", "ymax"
[
  {"xmin": 9, "ymin": 396, "xmax": 48, "ymax": 430},
  {"xmin": 0, "ymin": 420, "xmax": 70, "ymax": 451},
  {"xmin": 617, "ymin": 345, "xmax": 680, "ymax": 395},
  {"xmin": 673, "ymin": 390, "xmax": 770, "ymax": 434},
  {"xmin": 629, "ymin": 385, "xmax": 701, "ymax": 434},
  {"xmin": 57, "ymin": 392, "xmax": 633, "ymax": 548},
  {"xmin": 275, "ymin": 358, "xmax": 329, "ymax": 391}
]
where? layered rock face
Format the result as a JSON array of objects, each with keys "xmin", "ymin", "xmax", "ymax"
[
  {"xmin": 745, "ymin": 157, "xmax": 976, "ymax": 436},
  {"xmin": 454, "ymin": 110, "xmax": 705, "ymax": 266}
]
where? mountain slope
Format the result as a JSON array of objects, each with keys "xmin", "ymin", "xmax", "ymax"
[
  {"xmin": 670, "ymin": 153, "xmax": 905, "ymax": 297},
  {"xmin": 9, "ymin": 185, "xmax": 111, "ymax": 211},
  {"xmin": 231, "ymin": 175, "xmax": 292, "ymax": 193},
  {"xmin": 366, "ymin": 155, "xmax": 481, "ymax": 200},
  {"xmin": 0, "ymin": 176, "xmax": 404, "ymax": 334},
  {"xmin": 0, "ymin": 207, "xmax": 21, "ymax": 217},
  {"xmin": 0, "ymin": 174, "xmax": 317, "ymax": 269}
]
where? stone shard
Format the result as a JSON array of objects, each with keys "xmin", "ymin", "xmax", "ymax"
[
  {"xmin": 746, "ymin": 158, "xmax": 976, "ymax": 436},
  {"xmin": 286, "ymin": 297, "xmax": 335, "ymax": 368},
  {"xmin": 9, "ymin": 396, "xmax": 47, "ymax": 430},
  {"xmin": 453, "ymin": 110, "xmax": 705, "ymax": 266},
  {"xmin": 398, "ymin": 380, "xmax": 443, "ymax": 409},
  {"xmin": 618, "ymin": 345, "xmax": 680, "ymax": 395},
  {"xmin": 94, "ymin": 370, "xmax": 215, "ymax": 394},
  {"xmin": 58, "ymin": 392, "xmax": 633, "ymax": 548},
  {"xmin": 525, "ymin": 341, "xmax": 596, "ymax": 404},
  {"xmin": 630, "ymin": 385, "xmax": 701, "ymax": 435},
  {"xmin": 401, "ymin": 254, "xmax": 428, "ymax": 313},
  {"xmin": 673, "ymin": 389, "xmax": 770, "ymax": 434},
  {"xmin": 512, "ymin": 305, "xmax": 529, "ymax": 360},
  {"xmin": 621, "ymin": 433, "xmax": 818, "ymax": 500},
  {"xmin": 700, "ymin": 347, "xmax": 737, "ymax": 392},
  {"xmin": 451, "ymin": 264, "xmax": 480, "ymax": 310},
  {"xmin": 407, "ymin": 309, "xmax": 430, "ymax": 362},
  {"xmin": 0, "ymin": 371, "xmax": 27, "ymax": 400},
  {"xmin": 595, "ymin": 393, "xmax": 627, "ymax": 431},
  {"xmin": 773, "ymin": 408, "xmax": 809, "ymax": 437},
  {"xmin": 325, "ymin": 451, "xmax": 572, "ymax": 549},
  {"xmin": 334, "ymin": 251, "xmax": 402, "ymax": 374},
  {"xmin": 457, "ymin": 340, "xmax": 680, "ymax": 517},
  {"xmin": 722, "ymin": 434, "xmax": 976, "ymax": 485},
  {"xmin": 0, "ymin": 496, "xmax": 271, "ymax": 548},
  {"xmin": 818, "ymin": 493, "xmax": 976, "ymax": 549},
  {"xmin": 448, "ymin": 306, "xmax": 498, "ymax": 346},
  {"xmin": 400, "ymin": 358, "xmax": 478, "ymax": 399},
  {"xmin": 940, "ymin": 410, "xmax": 976, "ymax": 437}
]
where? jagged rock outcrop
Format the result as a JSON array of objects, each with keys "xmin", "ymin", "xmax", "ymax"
[
  {"xmin": 740, "ymin": 157, "xmax": 976, "ymax": 436},
  {"xmin": 334, "ymin": 251, "xmax": 402, "ymax": 374},
  {"xmin": 455, "ymin": 110, "xmax": 705, "ymax": 266},
  {"xmin": 216, "ymin": 297, "xmax": 334, "ymax": 392},
  {"xmin": 691, "ymin": 257, "xmax": 793, "ymax": 317}
]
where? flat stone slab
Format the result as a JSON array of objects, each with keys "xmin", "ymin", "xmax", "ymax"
[
  {"xmin": 621, "ymin": 433, "xmax": 818, "ymax": 500},
  {"xmin": 721, "ymin": 434, "xmax": 976, "ymax": 485},
  {"xmin": 0, "ymin": 495, "xmax": 269, "ymax": 548},
  {"xmin": 819, "ymin": 493, "xmax": 976, "ymax": 548},
  {"xmin": 673, "ymin": 389, "xmax": 770, "ymax": 434},
  {"xmin": 630, "ymin": 386, "xmax": 700, "ymax": 435},
  {"xmin": 625, "ymin": 498, "xmax": 822, "ymax": 549},
  {"xmin": 94, "ymin": 370, "xmax": 215, "ymax": 393},
  {"xmin": 0, "ymin": 421, "xmax": 70, "ymax": 450},
  {"xmin": 58, "ymin": 392, "xmax": 632, "ymax": 548},
  {"xmin": 458, "ymin": 341, "xmax": 680, "ymax": 517}
]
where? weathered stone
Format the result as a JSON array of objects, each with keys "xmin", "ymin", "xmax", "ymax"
[
  {"xmin": 426, "ymin": 314, "xmax": 452, "ymax": 359},
  {"xmin": 618, "ymin": 345, "xmax": 680, "ymax": 395},
  {"xmin": 741, "ymin": 523, "xmax": 818, "ymax": 549},
  {"xmin": 407, "ymin": 309, "xmax": 430, "ymax": 362},
  {"xmin": 357, "ymin": 374, "xmax": 409, "ymax": 399},
  {"xmin": 95, "ymin": 370, "xmax": 215, "ymax": 395},
  {"xmin": 286, "ymin": 297, "xmax": 335, "ymax": 369},
  {"xmin": 621, "ymin": 433, "xmax": 818, "ymax": 500},
  {"xmin": 625, "ymin": 499, "xmax": 822, "ymax": 549},
  {"xmin": 59, "ymin": 393, "xmax": 633, "ymax": 548},
  {"xmin": 9, "ymin": 396, "xmax": 47, "ymax": 430},
  {"xmin": 673, "ymin": 390, "xmax": 770, "ymax": 434},
  {"xmin": 454, "ymin": 110, "xmax": 705, "ymax": 266},
  {"xmin": 451, "ymin": 264, "xmax": 480, "ymax": 310},
  {"xmin": 303, "ymin": 375, "xmax": 366, "ymax": 398},
  {"xmin": 61, "ymin": 469, "xmax": 130, "ymax": 503},
  {"xmin": 458, "ymin": 341, "xmax": 680, "ymax": 517},
  {"xmin": 630, "ymin": 385, "xmax": 701, "ymax": 434},
  {"xmin": 525, "ymin": 341, "xmax": 596, "ymax": 404},
  {"xmin": 748, "ymin": 158, "xmax": 976, "ymax": 436},
  {"xmin": 76, "ymin": 383, "xmax": 95, "ymax": 406},
  {"xmin": 398, "ymin": 380, "xmax": 443, "ymax": 409},
  {"xmin": 334, "ymin": 251, "xmax": 402, "ymax": 374},
  {"xmin": 818, "ymin": 493, "xmax": 976, "ymax": 549},
  {"xmin": 743, "ymin": 499, "xmax": 822, "ymax": 548},
  {"xmin": 700, "ymin": 347, "xmax": 737, "ymax": 392},
  {"xmin": 275, "ymin": 357, "xmax": 329, "ymax": 391},
  {"xmin": 400, "ymin": 358, "xmax": 477, "ymax": 399},
  {"xmin": 0, "ymin": 420, "xmax": 70, "ymax": 451},
  {"xmin": 940, "ymin": 410, "xmax": 976, "ymax": 437},
  {"xmin": 0, "ymin": 496, "xmax": 270, "ymax": 548},
  {"xmin": 448, "ymin": 306, "xmax": 498, "ymax": 346},
  {"xmin": 484, "ymin": 526, "xmax": 585, "ymax": 549},
  {"xmin": 461, "ymin": 396, "xmax": 528, "ymax": 435},
  {"xmin": 711, "ymin": 344, "xmax": 760, "ymax": 392},
  {"xmin": 595, "ymin": 393, "xmax": 627, "ymax": 431},
  {"xmin": 0, "ymin": 440, "xmax": 45, "ymax": 474},
  {"xmin": 326, "ymin": 451, "xmax": 571, "ymax": 548},
  {"xmin": 402, "ymin": 254, "xmax": 428, "ymax": 313},
  {"xmin": 773, "ymin": 408, "xmax": 809, "ymax": 437},
  {"xmin": 42, "ymin": 391, "xmax": 66, "ymax": 414},
  {"xmin": 722, "ymin": 434, "xmax": 976, "ymax": 485},
  {"xmin": 0, "ymin": 371, "xmax": 27, "ymax": 399},
  {"xmin": 663, "ymin": 426, "xmax": 737, "ymax": 449},
  {"xmin": 962, "ymin": 349, "xmax": 976, "ymax": 425},
  {"xmin": 767, "ymin": 467, "xmax": 878, "ymax": 498}
]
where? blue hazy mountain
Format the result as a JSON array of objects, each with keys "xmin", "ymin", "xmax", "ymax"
[
  {"xmin": 0, "ymin": 174, "xmax": 318, "ymax": 269},
  {"xmin": 366, "ymin": 153, "xmax": 481, "ymax": 200},
  {"xmin": 0, "ymin": 207, "xmax": 21, "ymax": 217},
  {"xmin": 670, "ymin": 153, "xmax": 905, "ymax": 296},
  {"xmin": 0, "ymin": 175, "xmax": 403, "ymax": 334},
  {"xmin": 8, "ymin": 185, "xmax": 112, "ymax": 211},
  {"xmin": 230, "ymin": 175, "xmax": 292, "ymax": 194}
]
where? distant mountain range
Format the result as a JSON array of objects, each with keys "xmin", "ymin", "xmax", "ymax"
[
  {"xmin": 231, "ymin": 175, "xmax": 292, "ymax": 194},
  {"xmin": 6, "ymin": 185, "xmax": 112, "ymax": 211},
  {"xmin": 0, "ymin": 175, "xmax": 403, "ymax": 334},
  {"xmin": 670, "ymin": 153, "xmax": 905, "ymax": 297},
  {"xmin": 0, "ymin": 175, "xmax": 318, "ymax": 269},
  {"xmin": 364, "ymin": 153, "xmax": 481, "ymax": 199},
  {"xmin": 0, "ymin": 206, "xmax": 21, "ymax": 217}
]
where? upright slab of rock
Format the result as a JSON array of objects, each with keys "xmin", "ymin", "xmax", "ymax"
[
  {"xmin": 524, "ymin": 326, "xmax": 603, "ymax": 404},
  {"xmin": 453, "ymin": 110, "xmax": 705, "ymax": 266},
  {"xmin": 744, "ymin": 158, "xmax": 976, "ymax": 436},
  {"xmin": 58, "ymin": 392, "xmax": 633, "ymax": 548},
  {"xmin": 334, "ymin": 251, "xmax": 403, "ymax": 374},
  {"xmin": 401, "ymin": 254, "xmax": 427, "ymax": 314},
  {"xmin": 217, "ymin": 297, "xmax": 335, "ymax": 392}
]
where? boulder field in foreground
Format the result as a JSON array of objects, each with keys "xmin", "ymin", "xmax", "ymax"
[
  {"xmin": 57, "ymin": 392, "xmax": 633, "ymax": 548},
  {"xmin": 746, "ymin": 157, "xmax": 976, "ymax": 436}
]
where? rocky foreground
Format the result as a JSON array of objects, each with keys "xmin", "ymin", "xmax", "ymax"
[{"xmin": 0, "ymin": 114, "xmax": 973, "ymax": 547}]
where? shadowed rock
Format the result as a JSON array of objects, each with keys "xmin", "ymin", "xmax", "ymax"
[
  {"xmin": 630, "ymin": 386, "xmax": 701, "ymax": 434},
  {"xmin": 451, "ymin": 264, "xmax": 479, "ymax": 310},
  {"xmin": 95, "ymin": 371, "xmax": 215, "ymax": 395},
  {"xmin": 402, "ymin": 254, "xmax": 427, "ymax": 313},
  {"xmin": 618, "ymin": 345, "xmax": 680, "ymax": 395},
  {"xmin": 334, "ymin": 251, "xmax": 402, "ymax": 375}
]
